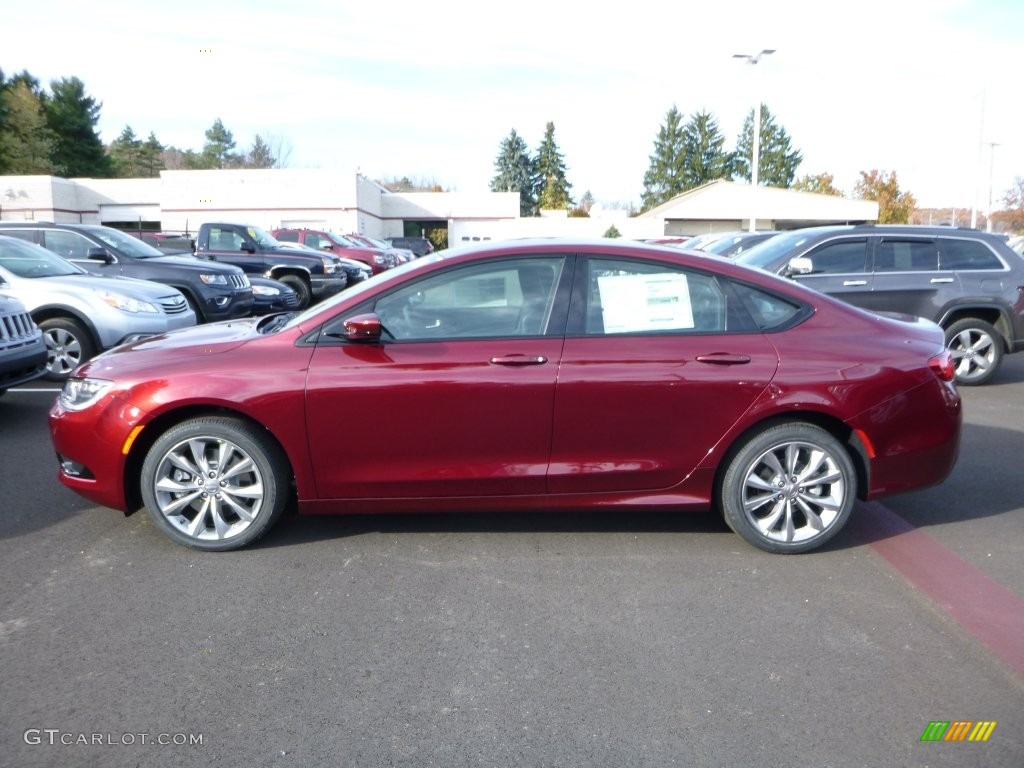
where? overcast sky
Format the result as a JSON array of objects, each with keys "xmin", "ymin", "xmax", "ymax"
[{"xmin": 3, "ymin": 0, "xmax": 1021, "ymax": 211}]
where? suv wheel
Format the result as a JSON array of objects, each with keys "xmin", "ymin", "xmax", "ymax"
[
  {"xmin": 278, "ymin": 275, "xmax": 311, "ymax": 308},
  {"xmin": 945, "ymin": 318, "xmax": 1003, "ymax": 386}
]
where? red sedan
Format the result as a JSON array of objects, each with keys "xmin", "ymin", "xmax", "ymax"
[{"xmin": 49, "ymin": 239, "xmax": 961, "ymax": 553}]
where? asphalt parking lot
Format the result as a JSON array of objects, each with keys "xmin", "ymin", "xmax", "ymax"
[{"xmin": 1, "ymin": 358, "xmax": 1022, "ymax": 767}]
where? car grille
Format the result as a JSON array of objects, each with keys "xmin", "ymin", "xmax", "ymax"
[
  {"xmin": 0, "ymin": 309, "xmax": 39, "ymax": 348},
  {"xmin": 229, "ymin": 273, "xmax": 251, "ymax": 289},
  {"xmin": 159, "ymin": 295, "xmax": 190, "ymax": 315}
]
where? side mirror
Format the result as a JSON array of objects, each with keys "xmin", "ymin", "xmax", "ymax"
[
  {"xmin": 86, "ymin": 247, "xmax": 115, "ymax": 264},
  {"xmin": 787, "ymin": 256, "xmax": 813, "ymax": 276},
  {"xmin": 342, "ymin": 313, "xmax": 383, "ymax": 342}
]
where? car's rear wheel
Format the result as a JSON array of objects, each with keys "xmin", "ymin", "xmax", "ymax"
[
  {"xmin": 719, "ymin": 423, "xmax": 856, "ymax": 554},
  {"xmin": 140, "ymin": 416, "xmax": 290, "ymax": 551},
  {"xmin": 945, "ymin": 318, "xmax": 1003, "ymax": 386},
  {"xmin": 278, "ymin": 275, "xmax": 311, "ymax": 309},
  {"xmin": 40, "ymin": 317, "xmax": 96, "ymax": 381}
]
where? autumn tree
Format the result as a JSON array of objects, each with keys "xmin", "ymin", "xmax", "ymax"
[
  {"xmin": 0, "ymin": 80, "xmax": 56, "ymax": 174},
  {"xmin": 733, "ymin": 104, "xmax": 802, "ymax": 187},
  {"xmin": 490, "ymin": 128, "xmax": 536, "ymax": 216},
  {"xmin": 994, "ymin": 176, "xmax": 1024, "ymax": 232},
  {"xmin": 853, "ymin": 170, "xmax": 916, "ymax": 223},
  {"xmin": 793, "ymin": 172, "xmax": 843, "ymax": 196}
]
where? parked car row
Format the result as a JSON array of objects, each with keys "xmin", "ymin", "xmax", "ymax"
[{"xmin": 0, "ymin": 221, "xmax": 392, "ymax": 381}]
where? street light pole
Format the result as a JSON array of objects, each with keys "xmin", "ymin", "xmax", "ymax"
[
  {"xmin": 734, "ymin": 49, "xmax": 775, "ymax": 232},
  {"xmin": 987, "ymin": 141, "xmax": 1000, "ymax": 233}
]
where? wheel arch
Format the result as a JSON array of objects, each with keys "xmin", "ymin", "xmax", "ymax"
[
  {"xmin": 711, "ymin": 410, "xmax": 871, "ymax": 511},
  {"xmin": 123, "ymin": 405, "xmax": 298, "ymax": 515},
  {"xmin": 938, "ymin": 306, "xmax": 1011, "ymax": 351},
  {"xmin": 31, "ymin": 306, "xmax": 102, "ymax": 349}
]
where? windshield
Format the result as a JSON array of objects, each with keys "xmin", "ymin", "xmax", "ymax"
[
  {"xmin": 278, "ymin": 253, "xmax": 446, "ymax": 332},
  {"xmin": 88, "ymin": 227, "xmax": 168, "ymax": 258},
  {"xmin": 0, "ymin": 237, "xmax": 85, "ymax": 277},
  {"xmin": 734, "ymin": 230, "xmax": 824, "ymax": 271},
  {"xmin": 326, "ymin": 232, "xmax": 359, "ymax": 248},
  {"xmin": 247, "ymin": 225, "xmax": 281, "ymax": 249}
]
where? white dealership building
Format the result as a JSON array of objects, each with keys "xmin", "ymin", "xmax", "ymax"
[{"xmin": 0, "ymin": 169, "xmax": 878, "ymax": 245}]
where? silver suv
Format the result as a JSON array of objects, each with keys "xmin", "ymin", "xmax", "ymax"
[
  {"xmin": 736, "ymin": 225, "xmax": 1024, "ymax": 385},
  {"xmin": 0, "ymin": 235, "xmax": 196, "ymax": 380}
]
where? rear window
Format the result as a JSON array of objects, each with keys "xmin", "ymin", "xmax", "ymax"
[{"xmin": 939, "ymin": 239, "xmax": 1004, "ymax": 270}]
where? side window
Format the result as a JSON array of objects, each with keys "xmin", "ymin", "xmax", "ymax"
[
  {"xmin": 0, "ymin": 230, "xmax": 35, "ymax": 245},
  {"xmin": 731, "ymin": 282, "xmax": 807, "ymax": 331},
  {"xmin": 209, "ymin": 227, "xmax": 243, "ymax": 251},
  {"xmin": 42, "ymin": 230, "xmax": 96, "ymax": 260},
  {"xmin": 874, "ymin": 239, "xmax": 938, "ymax": 272},
  {"xmin": 802, "ymin": 240, "xmax": 868, "ymax": 274},
  {"xmin": 940, "ymin": 239, "xmax": 1003, "ymax": 270},
  {"xmin": 275, "ymin": 231, "xmax": 298, "ymax": 243},
  {"xmin": 373, "ymin": 256, "xmax": 564, "ymax": 341},
  {"xmin": 583, "ymin": 258, "xmax": 729, "ymax": 335},
  {"xmin": 307, "ymin": 234, "xmax": 329, "ymax": 250}
]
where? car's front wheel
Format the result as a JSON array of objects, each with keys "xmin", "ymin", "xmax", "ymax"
[
  {"xmin": 277, "ymin": 275, "xmax": 311, "ymax": 309},
  {"xmin": 40, "ymin": 317, "xmax": 96, "ymax": 381},
  {"xmin": 719, "ymin": 423, "xmax": 856, "ymax": 554},
  {"xmin": 140, "ymin": 416, "xmax": 291, "ymax": 551},
  {"xmin": 945, "ymin": 318, "xmax": 1003, "ymax": 386}
]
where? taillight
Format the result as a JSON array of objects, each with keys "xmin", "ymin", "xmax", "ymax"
[{"xmin": 929, "ymin": 350, "xmax": 956, "ymax": 382}]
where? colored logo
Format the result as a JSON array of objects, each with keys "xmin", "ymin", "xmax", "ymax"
[{"xmin": 921, "ymin": 721, "xmax": 997, "ymax": 742}]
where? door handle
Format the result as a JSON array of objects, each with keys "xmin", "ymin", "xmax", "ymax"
[
  {"xmin": 490, "ymin": 354, "xmax": 548, "ymax": 366},
  {"xmin": 695, "ymin": 353, "xmax": 751, "ymax": 365},
  {"xmin": 842, "ymin": 280, "xmax": 868, "ymax": 286},
  {"xmin": 930, "ymin": 278, "xmax": 954, "ymax": 284}
]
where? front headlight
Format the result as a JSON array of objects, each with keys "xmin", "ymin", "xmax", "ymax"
[
  {"xmin": 252, "ymin": 284, "xmax": 281, "ymax": 297},
  {"xmin": 97, "ymin": 291, "xmax": 158, "ymax": 314},
  {"xmin": 60, "ymin": 378, "xmax": 114, "ymax": 411},
  {"xmin": 200, "ymin": 273, "xmax": 228, "ymax": 285}
]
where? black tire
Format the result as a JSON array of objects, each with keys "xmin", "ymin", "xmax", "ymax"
[
  {"xmin": 140, "ymin": 416, "xmax": 291, "ymax": 551},
  {"xmin": 183, "ymin": 292, "xmax": 205, "ymax": 322},
  {"xmin": 278, "ymin": 275, "xmax": 311, "ymax": 309},
  {"xmin": 719, "ymin": 422, "xmax": 856, "ymax": 554},
  {"xmin": 39, "ymin": 317, "xmax": 96, "ymax": 381},
  {"xmin": 944, "ymin": 318, "xmax": 1003, "ymax": 386}
]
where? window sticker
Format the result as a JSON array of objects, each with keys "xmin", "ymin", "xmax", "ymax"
[{"xmin": 598, "ymin": 273, "xmax": 694, "ymax": 332}]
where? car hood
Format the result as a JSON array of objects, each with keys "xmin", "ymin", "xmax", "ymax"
[
  {"xmin": 38, "ymin": 273, "xmax": 183, "ymax": 300},
  {"xmin": 79, "ymin": 317, "xmax": 263, "ymax": 378},
  {"xmin": 149, "ymin": 254, "xmax": 243, "ymax": 274}
]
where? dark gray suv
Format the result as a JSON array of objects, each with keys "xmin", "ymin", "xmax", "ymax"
[{"xmin": 736, "ymin": 225, "xmax": 1024, "ymax": 385}]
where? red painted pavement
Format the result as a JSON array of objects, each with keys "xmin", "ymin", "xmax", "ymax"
[{"xmin": 849, "ymin": 500, "xmax": 1024, "ymax": 679}]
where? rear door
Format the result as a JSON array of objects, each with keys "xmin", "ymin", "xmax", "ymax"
[
  {"xmin": 548, "ymin": 254, "xmax": 779, "ymax": 494},
  {"xmin": 867, "ymin": 236, "xmax": 954, "ymax": 319}
]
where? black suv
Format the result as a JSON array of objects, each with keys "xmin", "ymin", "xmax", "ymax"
[
  {"xmin": 736, "ymin": 225, "xmax": 1024, "ymax": 385},
  {"xmin": 0, "ymin": 223, "xmax": 254, "ymax": 323}
]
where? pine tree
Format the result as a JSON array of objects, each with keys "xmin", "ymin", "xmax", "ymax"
[
  {"xmin": 490, "ymin": 129, "xmax": 536, "ymax": 217},
  {"xmin": 201, "ymin": 118, "xmax": 238, "ymax": 169},
  {"xmin": 640, "ymin": 106, "xmax": 687, "ymax": 212},
  {"xmin": 139, "ymin": 132, "xmax": 165, "ymax": 177},
  {"xmin": 44, "ymin": 77, "xmax": 112, "ymax": 177},
  {"xmin": 681, "ymin": 110, "xmax": 731, "ymax": 189},
  {"xmin": 533, "ymin": 121, "xmax": 572, "ymax": 210},
  {"xmin": 732, "ymin": 104, "xmax": 803, "ymax": 187},
  {"xmin": 108, "ymin": 125, "xmax": 142, "ymax": 177}
]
